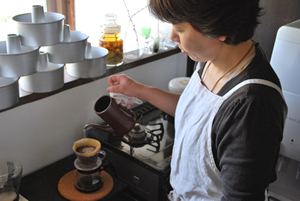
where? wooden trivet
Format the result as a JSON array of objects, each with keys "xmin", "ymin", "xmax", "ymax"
[{"xmin": 58, "ymin": 169, "xmax": 114, "ymax": 201}]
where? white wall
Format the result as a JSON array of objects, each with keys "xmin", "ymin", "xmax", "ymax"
[{"xmin": 0, "ymin": 53, "xmax": 187, "ymax": 176}]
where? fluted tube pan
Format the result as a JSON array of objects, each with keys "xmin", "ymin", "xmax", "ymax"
[
  {"xmin": 13, "ymin": 5, "xmax": 64, "ymax": 46},
  {"xmin": 0, "ymin": 34, "xmax": 39, "ymax": 77}
]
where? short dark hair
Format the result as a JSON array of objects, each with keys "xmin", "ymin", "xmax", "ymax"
[{"xmin": 148, "ymin": 0, "xmax": 263, "ymax": 45}]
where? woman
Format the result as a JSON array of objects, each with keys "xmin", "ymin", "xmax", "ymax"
[{"xmin": 107, "ymin": 0, "xmax": 287, "ymax": 200}]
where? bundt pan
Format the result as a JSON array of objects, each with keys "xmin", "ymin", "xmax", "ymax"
[
  {"xmin": 45, "ymin": 25, "xmax": 89, "ymax": 64},
  {"xmin": 12, "ymin": 5, "xmax": 64, "ymax": 46},
  {"xmin": 0, "ymin": 34, "xmax": 39, "ymax": 77},
  {"xmin": 0, "ymin": 77, "xmax": 19, "ymax": 110},
  {"xmin": 19, "ymin": 52, "xmax": 64, "ymax": 93},
  {"xmin": 66, "ymin": 44, "xmax": 108, "ymax": 78}
]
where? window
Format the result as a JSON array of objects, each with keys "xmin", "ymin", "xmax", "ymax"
[
  {"xmin": 74, "ymin": 0, "xmax": 172, "ymax": 48},
  {"xmin": 1, "ymin": 0, "xmax": 172, "ymax": 51},
  {"xmin": 0, "ymin": 0, "xmax": 47, "ymax": 41}
]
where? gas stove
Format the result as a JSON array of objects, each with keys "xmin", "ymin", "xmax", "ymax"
[{"xmin": 86, "ymin": 102, "xmax": 175, "ymax": 201}]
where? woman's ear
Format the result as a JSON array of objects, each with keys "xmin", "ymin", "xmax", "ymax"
[{"xmin": 219, "ymin": 36, "xmax": 226, "ymax": 42}]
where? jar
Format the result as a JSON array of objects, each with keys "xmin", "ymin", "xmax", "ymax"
[
  {"xmin": 0, "ymin": 159, "xmax": 22, "ymax": 201},
  {"xmin": 99, "ymin": 13, "xmax": 123, "ymax": 67}
]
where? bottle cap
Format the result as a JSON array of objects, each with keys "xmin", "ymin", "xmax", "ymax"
[{"xmin": 101, "ymin": 13, "xmax": 121, "ymax": 34}]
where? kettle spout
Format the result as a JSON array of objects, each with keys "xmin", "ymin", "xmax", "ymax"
[
  {"xmin": 83, "ymin": 123, "xmax": 115, "ymax": 136},
  {"xmin": 83, "ymin": 123, "xmax": 96, "ymax": 131}
]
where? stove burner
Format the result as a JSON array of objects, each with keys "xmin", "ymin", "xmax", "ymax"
[
  {"xmin": 122, "ymin": 122, "xmax": 164, "ymax": 155},
  {"xmin": 123, "ymin": 123, "xmax": 147, "ymax": 147},
  {"xmin": 128, "ymin": 123, "xmax": 147, "ymax": 139}
]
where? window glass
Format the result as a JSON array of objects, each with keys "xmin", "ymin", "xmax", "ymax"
[
  {"xmin": 0, "ymin": 0, "xmax": 47, "ymax": 41},
  {"xmin": 75, "ymin": 0, "xmax": 172, "ymax": 50}
]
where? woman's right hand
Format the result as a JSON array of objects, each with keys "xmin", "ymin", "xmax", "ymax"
[
  {"xmin": 107, "ymin": 74, "xmax": 144, "ymax": 98},
  {"xmin": 107, "ymin": 74, "xmax": 180, "ymax": 116}
]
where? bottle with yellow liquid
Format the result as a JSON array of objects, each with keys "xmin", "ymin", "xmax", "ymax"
[{"xmin": 99, "ymin": 13, "xmax": 123, "ymax": 67}]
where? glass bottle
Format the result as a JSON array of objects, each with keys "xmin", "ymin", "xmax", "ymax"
[
  {"xmin": 152, "ymin": 20, "xmax": 160, "ymax": 53},
  {"xmin": 123, "ymin": 19, "xmax": 144, "ymax": 60},
  {"xmin": 99, "ymin": 13, "xmax": 123, "ymax": 67}
]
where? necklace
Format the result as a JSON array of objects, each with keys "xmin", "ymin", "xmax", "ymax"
[{"xmin": 201, "ymin": 43, "xmax": 254, "ymax": 92}]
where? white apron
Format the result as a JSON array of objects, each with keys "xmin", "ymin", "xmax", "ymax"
[{"xmin": 169, "ymin": 61, "xmax": 283, "ymax": 201}]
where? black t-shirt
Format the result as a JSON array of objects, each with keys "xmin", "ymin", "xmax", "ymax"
[{"xmin": 197, "ymin": 43, "xmax": 287, "ymax": 201}]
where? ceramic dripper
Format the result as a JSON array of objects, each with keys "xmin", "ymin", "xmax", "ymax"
[{"xmin": 73, "ymin": 138, "xmax": 106, "ymax": 163}]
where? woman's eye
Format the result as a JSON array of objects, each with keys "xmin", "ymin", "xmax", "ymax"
[{"xmin": 173, "ymin": 28, "xmax": 183, "ymax": 33}]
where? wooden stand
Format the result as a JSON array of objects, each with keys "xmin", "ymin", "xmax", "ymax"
[{"xmin": 58, "ymin": 169, "xmax": 114, "ymax": 201}]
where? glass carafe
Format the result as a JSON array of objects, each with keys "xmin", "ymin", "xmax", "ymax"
[{"xmin": 74, "ymin": 158, "xmax": 103, "ymax": 192}]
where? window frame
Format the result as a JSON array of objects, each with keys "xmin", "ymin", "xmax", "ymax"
[{"xmin": 47, "ymin": 0, "xmax": 75, "ymax": 30}]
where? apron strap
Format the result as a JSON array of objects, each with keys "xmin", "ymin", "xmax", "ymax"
[
  {"xmin": 227, "ymin": 54, "xmax": 256, "ymax": 81},
  {"xmin": 223, "ymin": 79, "xmax": 285, "ymax": 100}
]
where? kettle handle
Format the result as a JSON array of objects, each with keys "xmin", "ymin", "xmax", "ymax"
[
  {"xmin": 119, "ymin": 104, "xmax": 136, "ymax": 120},
  {"xmin": 98, "ymin": 150, "xmax": 106, "ymax": 161}
]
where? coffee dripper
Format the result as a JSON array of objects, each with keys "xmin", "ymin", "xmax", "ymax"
[{"xmin": 73, "ymin": 138, "xmax": 106, "ymax": 192}]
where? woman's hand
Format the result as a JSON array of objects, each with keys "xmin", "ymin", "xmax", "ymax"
[
  {"xmin": 107, "ymin": 74, "xmax": 143, "ymax": 98},
  {"xmin": 107, "ymin": 74, "xmax": 180, "ymax": 116}
]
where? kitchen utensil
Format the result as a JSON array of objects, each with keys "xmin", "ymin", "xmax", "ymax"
[
  {"xmin": 45, "ymin": 27, "xmax": 88, "ymax": 64},
  {"xmin": 66, "ymin": 43, "xmax": 108, "ymax": 78},
  {"xmin": 19, "ymin": 51, "xmax": 65, "ymax": 93},
  {"xmin": 72, "ymin": 138, "xmax": 106, "ymax": 192},
  {"xmin": 12, "ymin": 6, "xmax": 64, "ymax": 46},
  {"xmin": 73, "ymin": 138, "xmax": 106, "ymax": 163},
  {"xmin": 0, "ymin": 77, "xmax": 19, "ymax": 111},
  {"xmin": 0, "ymin": 158, "xmax": 22, "ymax": 201},
  {"xmin": 74, "ymin": 158, "xmax": 104, "ymax": 192},
  {"xmin": 0, "ymin": 35, "xmax": 39, "ymax": 78},
  {"xmin": 84, "ymin": 95, "xmax": 137, "ymax": 135}
]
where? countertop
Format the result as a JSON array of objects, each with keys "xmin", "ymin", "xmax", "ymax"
[{"xmin": 19, "ymin": 154, "xmax": 128, "ymax": 201}]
